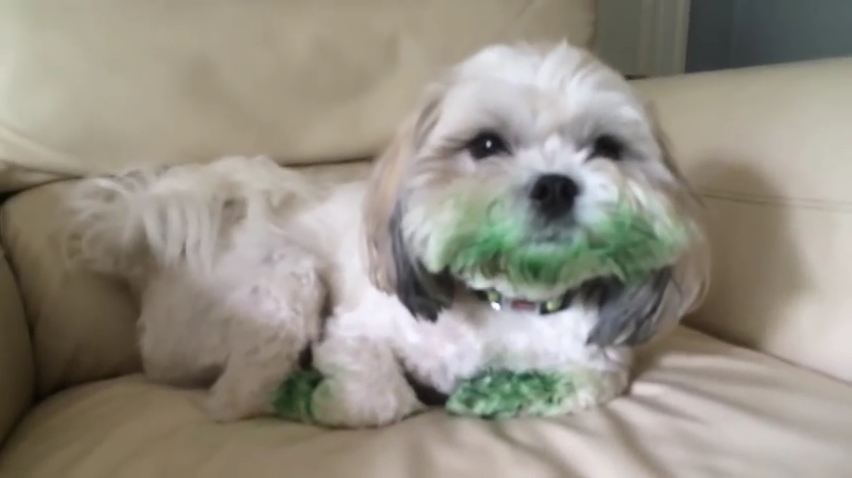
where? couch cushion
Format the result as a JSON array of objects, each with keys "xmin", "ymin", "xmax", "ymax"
[
  {"xmin": 0, "ymin": 246, "xmax": 32, "ymax": 444},
  {"xmin": 0, "ymin": 0, "xmax": 594, "ymax": 191},
  {"xmin": 0, "ymin": 161, "xmax": 372, "ymax": 396},
  {"xmin": 1, "ymin": 183, "xmax": 142, "ymax": 397},
  {"xmin": 1, "ymin": 328, "xmax": 850, "ymax": 477},
  {"xmin": 635, "ymin": 59, "xmax": 852, "ymax": 382}
]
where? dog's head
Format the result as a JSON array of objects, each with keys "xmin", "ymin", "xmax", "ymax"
[{"xmin": 364, "ymin": 42, "xmax": 708, "ymax": 345}]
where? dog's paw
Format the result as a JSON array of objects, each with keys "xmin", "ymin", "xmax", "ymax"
[
  {"xmin": 271, "ymin": 369, "xmax": 324, "ymax": 424},
  {"xmin": 446, "ymin": 370, "xmax": 574, "ymax": 419},
  {"xmin": 306, "ymin": 376, "xmax": 424, "ymax": 428},
  {"xmin": 565, "ymin": 369, "xmax": 629, "ymax": 412},
  {"xmin": 446, "ymin": 369, "xmax": 627, "ymax": 419},
  {"xmin": 271, "ymin": 370, "xmax": 416, "ymax": 427}
]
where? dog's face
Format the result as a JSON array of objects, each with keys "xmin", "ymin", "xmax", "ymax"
[{"xmin": 366, "ymin": 43, "xmax": 707, "ymax": 344}]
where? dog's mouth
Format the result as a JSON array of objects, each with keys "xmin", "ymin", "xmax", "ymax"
[
  {"xmin": 460, "ymin": 263, "xmax": 674, "ymax": 317},
  {"xmin": 468, "ymin": 275, "xmax": 601, "ymax": 314},
  {"xmin": 421, "ymin": 198, "xmax": 689, "ymax": 303}
]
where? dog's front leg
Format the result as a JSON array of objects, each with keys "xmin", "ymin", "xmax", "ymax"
[
  {"xmin": 273, "ymin": 296, "xmax": 429, "ymax": 428},
  {"xmin": 205, "ymin": 252, "xmax": 326, "ymax": 422},
  {"xmin": 269, "ymin": 333, "xmax": 425, "ymax": 428},
  {"xmin": 301, "ymin": 334, "xmax": 425, "ymax": 428}
]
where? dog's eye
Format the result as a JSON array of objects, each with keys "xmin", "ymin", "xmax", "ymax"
[
  {"xmin": 590, "ymin": 134, "xmax": 624, "ymax": 161},
  {"xmin": 466, "ymin": 131, "xmax": 509, "ymax": 160}
]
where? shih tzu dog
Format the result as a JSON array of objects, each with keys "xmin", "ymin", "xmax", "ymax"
[{"xmin": 66, "ymin": 42, "xmax": 708, "ymax": 427}]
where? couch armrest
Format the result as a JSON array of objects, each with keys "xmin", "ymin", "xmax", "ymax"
[
  {"xmin": 634, "ymin": 58, "xmax": 852, "ymax": 382},
  {"xmin": 0, "ymin": 247, "xmax": 33, "ymax": 444}
]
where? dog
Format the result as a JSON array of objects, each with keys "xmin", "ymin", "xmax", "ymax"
[{"xmin": 65, "ymin": 42, "xmax": 708, "ymax": 427}]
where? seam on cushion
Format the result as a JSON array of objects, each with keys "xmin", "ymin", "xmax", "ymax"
[{"xmin": 699, "ymin": 189, "xmax": 852, "ymax": 213}]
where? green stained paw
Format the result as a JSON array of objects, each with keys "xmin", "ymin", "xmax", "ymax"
[
  {"xmin": 446, "ymin": 370, "xmax": 577, "ymax": 419},
  {"xmin": 272, "ymin": 369, "xmax": 324, "ymax": 423}
]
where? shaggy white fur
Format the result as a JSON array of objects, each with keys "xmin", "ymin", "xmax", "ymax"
[{"xmin": 65, "ymin": 42, "xmax": 708, "ymax": 427}]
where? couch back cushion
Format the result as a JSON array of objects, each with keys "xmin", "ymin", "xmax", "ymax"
[
  {"xmin": 0, "ymin": 0, "xmax": 594, "ymax": 191},
  {"xmin": 636, "ymin": 58, "xmax": 852, "ymax": 382}
]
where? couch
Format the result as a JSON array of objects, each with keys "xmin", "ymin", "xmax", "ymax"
[{"xmin": 1, "ymin": 1, "xmax": 851, "ymax": 476}]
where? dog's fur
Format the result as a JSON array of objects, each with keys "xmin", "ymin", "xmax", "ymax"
[{"xmin": 65, "ymin": 42, "xmax": 708, "ymax": 427}]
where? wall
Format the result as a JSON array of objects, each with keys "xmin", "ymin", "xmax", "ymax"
[
  {"xmin": 595, "ymin": 0, "xmax": 691, "ymax": 77},
  {"xmin": 687, "ymin": 0, "xmax": 852, "ymax": 72},
  {"xmin": 595, "ymin": 0, "xmax": 645, "ymax": 75}
]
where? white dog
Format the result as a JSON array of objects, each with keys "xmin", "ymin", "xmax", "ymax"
[{"xmin": 65, "ymin": 42, "xmax": 708, "ymax": 427}]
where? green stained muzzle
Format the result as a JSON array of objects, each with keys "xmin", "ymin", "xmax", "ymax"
[{"xmin": 425, "ymin": 197, "xmax": 689, "ymax": 289}]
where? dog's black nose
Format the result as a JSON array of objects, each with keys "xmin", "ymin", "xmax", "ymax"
[{"xmin": 529, "ymin": 174, "xmax": 579, "ymax": 220}]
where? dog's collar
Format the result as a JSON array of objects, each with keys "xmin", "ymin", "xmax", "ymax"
[{"xmin": 472, "ymin": 288, "xmax": 576, "ymax": 315}]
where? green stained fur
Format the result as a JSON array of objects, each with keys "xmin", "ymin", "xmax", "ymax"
[
  {"xmin": 446, "ymin": 370, "xmax": 579, "ymax": 419},
  {"xmin": 272, "ymin": 369, "xmax": 323, "ymax": 423},
  {"xmin": 430, "ymin": 198, "xmax": 688, "ymax": 289},
  {"xmin": 273, "ymin": 368, "xmax": 583, "ymax": 423}
]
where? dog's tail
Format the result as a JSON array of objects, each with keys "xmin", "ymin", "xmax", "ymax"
[{"xmin": 64, "ymin": 156, "xmax": 310, "ymax": 278}]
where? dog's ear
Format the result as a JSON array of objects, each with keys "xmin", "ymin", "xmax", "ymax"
[
  {"xmin": 387, "ymin": 205, "xmax": 455, "ymax": 320},
  {"xmin": 363, "ymin": 84, "xmax": 452, "ymax": 320},
  {"xmin": 586, "ymin": 106, "xmax": 711, "ymax": 346},
  {"xmin": 586, "ymin": 269, "xmax": 673, "ymax": 346},
  {"xmin": 587, "ymin": 237, "xmax": 708, "ymax": 346}
]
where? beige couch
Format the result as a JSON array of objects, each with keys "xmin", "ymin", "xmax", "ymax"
[{"xmin": 1, "ymin": 2, "xmax": 851, "ymax": 476}]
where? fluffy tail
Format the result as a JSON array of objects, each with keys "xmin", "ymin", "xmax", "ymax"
[{"xmin": 65, "ymin": 156, "xmax": 310, "ymax": 278}]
